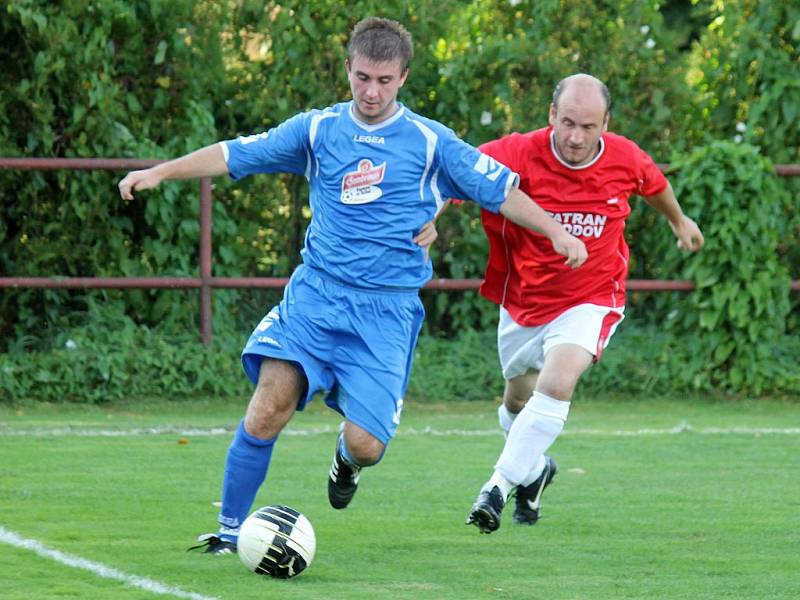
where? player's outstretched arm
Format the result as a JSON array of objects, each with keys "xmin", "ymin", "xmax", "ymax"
[
  {"xmin": 643, "ymin": 182, "xmax": 704, "ymax": 252},
  {"xmin": 118, "ymin": 143, "xmax": 228, "ymax": 201},
  {"xmin": 499, "ymin": 187, "xmax": 588, "ymax": 268}
]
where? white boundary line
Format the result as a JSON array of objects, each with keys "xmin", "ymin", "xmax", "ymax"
[
  {"xmin": 0, "ymin": 526, "xmax": 217, "ymax": 600},
  {"xmin": 0, "ymin": 423, "xmax": 798, "ymax": 437}
]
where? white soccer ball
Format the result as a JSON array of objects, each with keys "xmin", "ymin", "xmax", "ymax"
[{"xmin": 238, "ymin": 505, "xmax": 316, "ymax": 579}]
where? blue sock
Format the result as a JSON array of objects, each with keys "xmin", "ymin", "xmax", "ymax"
[
  {"xmin": 217, "ymin": 420, "xmax": 276, "ymax": 542},
  {"xmin": 338, "ymin": 435, "xmax": 359, "ymax": 467},
  {"xmin": 338, "ymin": 434, "xmax": 384, "ymax": 467}
]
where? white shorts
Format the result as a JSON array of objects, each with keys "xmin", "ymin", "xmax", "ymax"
[{"xmin": 497, "ymin": 303, "xmax": 625, "ymax": 380}]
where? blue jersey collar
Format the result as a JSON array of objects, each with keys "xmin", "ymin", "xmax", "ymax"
[{"xmin": 348, "ymin": 101, "xmax": 406, "ymax": 132}]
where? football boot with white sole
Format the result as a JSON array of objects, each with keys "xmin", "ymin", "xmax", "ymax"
[{"xmin": 187, "ymin": 533, "xmax": 237, "ymax": 555}]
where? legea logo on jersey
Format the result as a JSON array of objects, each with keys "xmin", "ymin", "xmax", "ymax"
[
  {"xmin": 341, "ymin": 159, "xmax": 386, "ymax": 204},
  {"xmin": 352, "ymin": 134, "xmax": 385, "ymax": 144}
]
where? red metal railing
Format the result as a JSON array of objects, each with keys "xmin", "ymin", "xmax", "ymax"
[{"xmin": 1, "ymin": 158, "xmax": 798, "ymax": 343}]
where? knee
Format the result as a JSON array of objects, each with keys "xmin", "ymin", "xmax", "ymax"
[
  {"xmin": 504, "ymin": 371, "xmax": 539, "ymax": 413},
  {"xmin": 244, "ymin": 400, "xmax": 293, "ymax": 439},
  {"xmin": 536, "ymin": 345, "xmax": 593, "ymax": 400},
  {"xmin": 243, "ymin": 386, "xmax": 297, "ymax": 439},
  {"xmin": 342, "ymin": 429, "xmax": 385, "ymax": 466},
  {"xmin": 503, "ymin": 389, "xmax": 530, "ymax": 414},
  {"xmin": 244, "ymin": 359, "xmax": 305, "ymax": 439},
  {"xmin": 534, "ymin": 380, "xmax": 576, "ymax": 402},
  {"xmin": 534, "ymin": 368, "xmax": 580, "ymax": 401}
]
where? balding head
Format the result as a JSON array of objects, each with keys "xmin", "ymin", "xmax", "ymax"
[
  {"xmin": 548, "ymin": 73, "xmax": 610, "ymax": 167},
  {"xmin": 552, "ymin": 74, "xmax": 611, "ymax": 115}
]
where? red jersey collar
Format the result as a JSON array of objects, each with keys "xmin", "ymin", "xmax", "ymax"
[{"xmin": 548, "ymin": 128, "xmax": 605, "ymax": 170}]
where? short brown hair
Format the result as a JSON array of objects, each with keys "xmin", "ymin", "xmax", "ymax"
[{"xmin": 347, "ymin": 17, "xmax": 414, "ymax": 71}]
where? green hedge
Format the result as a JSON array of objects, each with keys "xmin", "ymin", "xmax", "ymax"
[
  {"xmin": 1, "ymin": 0, "xmax": 798, "ymax": 398},
  {"xmin": 3, "ymin": 306, "xmax": 797, "ymax": 403}
]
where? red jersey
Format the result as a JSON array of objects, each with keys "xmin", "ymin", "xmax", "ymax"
[{"xmin": 479, "ymin": 127, "xmax": 667, "ymax": 326}]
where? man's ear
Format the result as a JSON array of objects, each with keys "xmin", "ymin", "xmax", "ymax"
[{"xmin": 548, "ymin": 103, "xmax": 557, "ymax": 126}]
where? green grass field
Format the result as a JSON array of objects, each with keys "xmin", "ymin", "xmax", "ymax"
[{"xmin": 1, "ymin": 396, "xmax": 799, "ymax": 599}]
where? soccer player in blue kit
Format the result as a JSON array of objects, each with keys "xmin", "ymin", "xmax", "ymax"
[{"xmin": 118, "ymin": 17, "xmax": 588, "ymax": 554}]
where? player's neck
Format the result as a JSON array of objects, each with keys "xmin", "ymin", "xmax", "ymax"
[
  {"xmin": 350, "ymin": 101, "xmax": 402, "ymax": 128},
  {"xmin": 549, "ymin": 131, "xmax": 605, "ymax": 170}
]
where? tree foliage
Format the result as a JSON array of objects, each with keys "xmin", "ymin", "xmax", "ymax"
[
  {"xmin": 686, "ymin": 0, "xmax": 800, "ymax": 163},
  {"xmin": 0, "ymin": 0, "xmax": 229, "ymax": 340},
  {"xmin": 0, "ymin": 0, "xmax": 797, "ymax": 397},
  {"xmin": 660, "ymin": 142, "xmax": 793, "ymax": 393}
]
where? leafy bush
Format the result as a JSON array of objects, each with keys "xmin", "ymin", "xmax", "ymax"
[
  {"xmin": 0, "ymin": 0, "xmax": 694, "ymax": 343},
  {"xmin": 0, "ymin": 299, "xmax": 250, "ymax": 403},
  {"xmin": 407, "ymin": 329, "xmax": 503, "ymax": 403},
  {"xmin": 429, "ymin": 0, "xmax": 688, "ymax": 154},
  {"xmin": 655, "ymin": 141, "xmax": 792, "ymax": 393},
  {"xmin": 0, "ymin": 0, "xmax": 235, "ymax": 342},
  {"xmin": 683, "ymin": 0, "xmax": 800, "ymax": 318},
  {"xmin": 686, "ymin": 0, "xmax": 800, "ymax": 164},
  {"xmin": 4, "ymin": 311, "xmax": 797, "ymax": 404},
  {"xmin": 1, "ymin": 1, "xmax": 798, "ymax": 398}
]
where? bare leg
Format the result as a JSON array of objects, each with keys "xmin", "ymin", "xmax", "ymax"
[{"xmin": 217, "ymin": 359, "xmax": 306, "ymax": 538}]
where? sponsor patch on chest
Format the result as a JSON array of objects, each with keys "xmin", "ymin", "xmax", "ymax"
[{"xmin": 341, "ymin": 159, "xmax": 386, "ymax": 204}]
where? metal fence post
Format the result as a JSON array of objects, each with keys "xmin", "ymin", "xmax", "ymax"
[
  {"xmin": 0, "ymin": 158, "xmax": 798, "ymax": 346},
  {"xmin": 199, "ymin": 177, "xmax": 213, "ymax": 344}
]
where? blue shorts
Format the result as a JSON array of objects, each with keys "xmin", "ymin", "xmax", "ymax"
[{"xmin": 241, "ymin": 265, "xmax": 425, "ymax": 444}]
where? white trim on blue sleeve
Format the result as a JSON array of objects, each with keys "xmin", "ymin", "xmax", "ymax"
[
  {"xmin": 407, "ymin": 117, "xmax": 437, "ymax": 202},
  {"xmin": 504, "ymin": 171, "xmax": 520, "ymax": 198},
  {"xmin": 309, "ymin": 111, "xmax": 340, "ymax": 178}
]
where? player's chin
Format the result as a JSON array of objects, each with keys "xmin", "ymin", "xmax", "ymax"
[
  {"xmin": 567, "ymin": 149, "xmax": 588, "ymax": 162},
  {"xmin": 361, "ymin": 102, "xmax": 382, "ymax": 115}
]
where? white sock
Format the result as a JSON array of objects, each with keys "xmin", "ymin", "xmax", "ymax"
[
  {"xmin": 497, "ymin": 403, "xmax": 516, "ymax": 437},
  {"xmin": 521, "ymin": 454, "xmax": 548, "ymax": 487},
  {"xmin": 493, "ymin": 391, "xmax": 570, "ymax": 485},
  {"xmin": 482, "ymin": 471, "xmax": 515, "ymax": 502}
]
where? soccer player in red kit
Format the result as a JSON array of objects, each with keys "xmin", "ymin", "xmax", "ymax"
[{"xmin": 466, "ymin": 73, "xmax": 704, "ymax": 534}]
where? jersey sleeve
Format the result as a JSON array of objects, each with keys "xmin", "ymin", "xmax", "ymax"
[
  {"xmin": 221, "ymin": 112, "xmax": 312, "ymax": 180},
  {"xmin": 632, "ymin": 143, "xmax": 668, "ymax": 197},
  {"xmin": 435, "ymin": 130, "xmax": 519, "ymax": 214},
  {"xmin": 478, "ymin": 137, "xmax": 517, "ymax": 171}
]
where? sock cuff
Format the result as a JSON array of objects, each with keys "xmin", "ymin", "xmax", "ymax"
[
  {"xmin": 338, "ymin": 435, "xmax": 377, "ymax": 468},
  {"xmin": 497, "ymin": 403, "xmax": 516, "ymax": 433},
  {"xmin": 529, "ymin": 391, "xmax": 571, "ymax": 421},
  {"xmin": 237, "ymin": 420, "xmax": 276, "ymax": 447},
  {"xmin": 338, "ymin": 436, "xmax": 358, "ymax": 467},
  {"xmin": 521, "ymin": 454, "xmax": 548, "ymax": 487},
  {"xmin": 486, "ymin": 472, "xmax": 514, "ymax": 501}
]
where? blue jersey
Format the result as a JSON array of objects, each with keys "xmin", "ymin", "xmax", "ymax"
[{"xmin": 222, "ymin": 101, "xmax": 518, "ymax": 289}]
